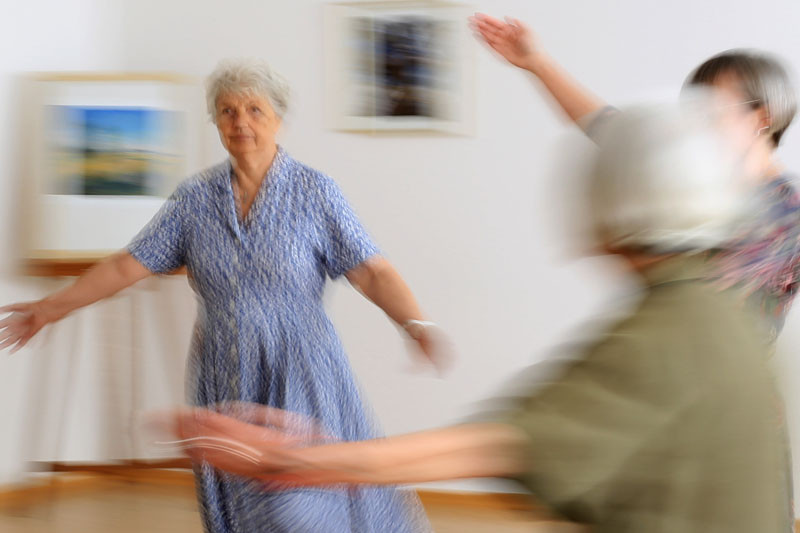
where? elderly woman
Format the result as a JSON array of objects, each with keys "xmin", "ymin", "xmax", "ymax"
[
  {"xmin": 0, "ymin": 59, "xmax": 437, "ymax": 532},
  {"xmin": 167, "ymin": 102, "xmax": 789, "ymax": 533}
]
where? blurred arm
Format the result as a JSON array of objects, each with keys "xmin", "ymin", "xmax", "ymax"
[
  {"xmin": 471, "ymin": 13, "xmax": 606, "ymax": 127},
  {"xmin": 526, "ymin": 55, "xmax": 607, "ymax": 126},
  {"xmin": 172, "ymin": 408, "xmax": 526, "ymax": 485},
  {"xmin": 288, "ymin": 423, "xmax": 527, "ymax": 485},
  {"xmin": 0, "ymin": 252, "xmax": 152, "ymax": 351},
  {"xmin": 41, "ymin": 251, "xmax": 152, "ymax": 320},
  {"xmin": 345, "ymin": 256, "xmax": 424, "ymax": 326},
  {"xmin": 346, "ymin": 256, "xmax": 453, "ymax": 371}
]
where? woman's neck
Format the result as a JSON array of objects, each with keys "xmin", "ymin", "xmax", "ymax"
[
  {"xmin": 231, "ymin": 146, "xmax": 278, "ymax": 189},
  {"xmin": 750, "ymin": 141, "xmax": 783, "ymax": 183}
]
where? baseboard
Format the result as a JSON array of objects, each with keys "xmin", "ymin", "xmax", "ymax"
[{"xmin": 0, "ymin": 474, "xmax": 110, "ymax": 509}]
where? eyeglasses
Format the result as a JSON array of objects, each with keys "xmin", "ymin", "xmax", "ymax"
[{"xmin": 725, "ymin": 99, "xmax": 761, "ymax": 109}]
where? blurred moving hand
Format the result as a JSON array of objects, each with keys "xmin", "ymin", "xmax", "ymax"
[
  {"xmin": 0, "ymin": 252, "xmax": 151, "ymax": 354},
  {"xmin": 468, "ymin": 13, "xmax": 605, "ymax": 125},
  {"xmin": 405, "ymin": 322, "xmax": 456, "ymax": 376},
  {"xmin": 152, "ymin": 404, "xmax": 331, "ymax": 484},
  {"xmin": 157, "ymin": 405, "xmax": 525, "ymax": 487},
  {"xmin": 0, "ymin": 302, "xmax": 52, "ymax": 353},
  {"xmin": 469, "ymin": 13, "xmax": 543, "ymax": 71}
]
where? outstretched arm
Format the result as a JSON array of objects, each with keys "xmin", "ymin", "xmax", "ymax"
[
  {"xmin": 0, "ymin": 252, "xmax": 152, "ymax": 352},
  {"xmin": 345, "ymin": 256, "xmax": 424, "ymax": 329},
  {"xmin": 171, "ymin": 408, "xmax": 527, "ymax": 486},
  {"xmin": 294, "ymin": 423, "xmax": 526, "ymax": 485},
  {"xmin": 346, "ymin": 256, "xmax": 453, "ymax": 372},
  {"xmin": 470, "ymin": 13, "xmax": 607, "ymax": 127}
]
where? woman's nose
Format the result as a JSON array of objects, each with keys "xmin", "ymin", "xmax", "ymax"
[{"xmin": 233, "ymin": 109, "xmax": 248, "ymax": 127}]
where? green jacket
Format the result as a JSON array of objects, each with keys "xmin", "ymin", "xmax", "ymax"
[{"xmin": 502, "ymin": 255, "xmax": 787, "ymax": 532}]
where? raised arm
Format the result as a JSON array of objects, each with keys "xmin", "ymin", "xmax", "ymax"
[
  {"xmin": 0, "ymin": 251, "xmax": 152, "ymax": 352},
  {"xmin": 470, "ymin": 13, "xmax": 607, "ymax": 127}
]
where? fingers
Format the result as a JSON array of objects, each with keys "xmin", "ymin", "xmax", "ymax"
[
  {"xmin": 471, "ymin": 14, "xmax": 516, "ymax": 38},
  {"xmin": 0, "ymin": 335, "xmax": 21, "ymax": 351},
  {"xmin": 173, "ymin": 433, "xmax": 263, "ymax": 457},
  {"xmin": 9, "ymin": 335, "xmax": 31, "ymax": 354},
  {"xmin": 151, "ymin": 405, "xmax": 333, "ymax": 478},
  {"xmin": 503, "ymin": 16, "xmax": 522, "ymax": 29},
  {"xmin": 0, "ymin": 307, "xmax": 35, "ymax": 354},
  {"xmin": 468, "ymin": 25, "xmax": 509, "ymax": 56},
  {"xmin": 0, "ymin": 303, "xmax": 34, "ymax": 315},
  {"xmin": 470, "ymin": 19, "xmax": 520, "ymax": 58},
  {"xmin": 482, "ymin": 38, "xmax": 511, "ymax": 56},
  {"xmin": 471, "ymin": 20, "xmax": 509, "ymax": 42},
  {"xmin": 176, "ymin": 438, "xmax": 265, "ymax": 470},
  {"xmin": 176, "ymin": 408, "xmax": 312, "ymax": 447},
  {"xmin": 141, "ymin": 409, "xmax": 183, "ymax": 442},
  {"xmin": 0, "ymin": 321, "xmax": 29, "ymax": 353},
  {"xmin": 470, "ymin": 13, "xmax": 507, "ymax": 32},
  {"xmin": 0, "ymin": 311, "xmax": 32, "ymax": 331},
  {"xmin": 508, "ymin": 17, "xmax": 529, "ymax": 30},
  {"xmin": 0, "ymin": 314, "xmax": 39, "ymax": 353},
  {"xmin": 507, "ymin": 17, "xmax": 533, "ymax": 43}
]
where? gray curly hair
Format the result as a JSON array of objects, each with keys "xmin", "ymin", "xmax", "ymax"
[
  {"xmin": 589, "ymin": 95, "xmax": 745, "ymax": 254},
  {"xmin": 205, "ymin": 58, "xmax": 291, "ymax": 123}
]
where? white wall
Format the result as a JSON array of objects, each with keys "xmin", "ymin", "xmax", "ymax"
[
  {"xmin": 0, "ymin": 0, "xmax": 125, "ymax": 483},
  {"xmin": 2, "ymin": 0, "xmax": 800, "ymax": 498}
]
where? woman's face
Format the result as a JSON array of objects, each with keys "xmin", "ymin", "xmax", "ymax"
[
  {"xmin": 708, "ymin": 71, "xmax": 769, "ymax": 155},
  {"xmin": 215, "ymin": 91, "xmax": 281, "ymax": 158}
]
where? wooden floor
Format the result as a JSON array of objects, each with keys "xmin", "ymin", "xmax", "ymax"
[{"xmin": 0, "ymin": 475, "xmax": 585, "ymax": 533}]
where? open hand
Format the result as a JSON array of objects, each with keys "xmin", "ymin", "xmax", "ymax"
[
  {"xmin": 0, "ymin": 301, "xmax": 52, "ymax": 353},
  {"xmin": 469, "ymin": 13, "xmax": 543, "ymax": 71},
  {"xmin": 149, "ymin": 403, "xmax": 332, "ymax": 482}
]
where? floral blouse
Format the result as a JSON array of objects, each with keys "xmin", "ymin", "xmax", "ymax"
[{"xmin": 709, "ymin": 175, "xmax": 800, "ymax": 343}]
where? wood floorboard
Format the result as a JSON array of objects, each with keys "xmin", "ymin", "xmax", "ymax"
[{"xmin": 0, "ymin": 474, "xmax": 583, "ymax": 532}]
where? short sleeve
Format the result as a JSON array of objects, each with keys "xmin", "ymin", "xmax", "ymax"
[
  {"xmin": 314, "ymin": 175, "xmax": 379, "ymax": 279},
  {"xmin": 127, "ymin": 186, "xmax": 188, "ymax": 274},
  {"xmin": 579, "ymin": 105, "xmax": 620, "ymax": 142},
  {"xmin": 497, "ymin": 334, "xmax": 693, "ymax": 513}
]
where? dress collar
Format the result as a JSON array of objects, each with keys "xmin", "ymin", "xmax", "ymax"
[
  {"xmin": 212, "ymin": 145, "xmax": 291, "ymax": 238},
  {"xmin": 219, "ymin": 145, "xmax": 291, "ymax": 189}
]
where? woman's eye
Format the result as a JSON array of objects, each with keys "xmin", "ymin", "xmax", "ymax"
[{"xmin": 250, "ymin": 106, "xmax": 261, "ymax": 114}]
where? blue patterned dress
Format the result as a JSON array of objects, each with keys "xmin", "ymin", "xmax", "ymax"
[{"xmin": 128, "ymin": 147, "xmax": 429, "ymax": 533}]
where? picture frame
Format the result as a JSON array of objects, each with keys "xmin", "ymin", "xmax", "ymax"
[
  {"xmin": 324, "ymin": 0, "xmax": 474, "ymax": 134},
  {"xmin": 19, "ymin": 73, "xmax": 204, "ymax": 274}
]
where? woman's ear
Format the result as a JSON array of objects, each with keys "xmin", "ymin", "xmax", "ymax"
[{"xmin": 755, "ymin": 105, "xmax": 772, "ymax": 138}]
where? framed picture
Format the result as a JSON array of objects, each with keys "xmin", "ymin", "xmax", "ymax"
[
  {"xmin": 19, "ymin": 73, "xmax": 204, "ymax": 273},
  {"xmin": 324, "ymin": 1, "xmax": 474, "ymax": 134}
]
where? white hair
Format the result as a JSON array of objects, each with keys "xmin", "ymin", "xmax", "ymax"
[
  {"xmin": 588, "ymin": 94, "xmax": 745, "ymax": 253},
  {"xmin": 205, "ymin": 58, "xmax": 290, "ymax": 123}
]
